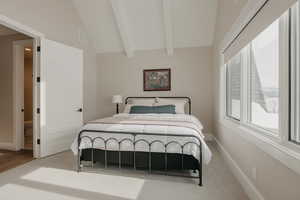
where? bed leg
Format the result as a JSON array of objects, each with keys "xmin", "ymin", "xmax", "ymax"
[
  {"xmin": 91, "ymin": 148, "xmax": 94, "ymax": 168},
  {"xmin": 198, "ymin": 143, "xmax": 203, "ymax": 186},
  {"xmin": 149, "ymin": 145, "xmax": 152, "ymax": 173},
  {"xmin": 77, "ymin": 152, "xmax": 81, "ymax": 172},
  {"xmin": 77, "ymin": 134, "xmax": 82, "ymax": 173},
  {"xmin": 198, "ymin": 168, "xmax": 202, "ymax": 186}
]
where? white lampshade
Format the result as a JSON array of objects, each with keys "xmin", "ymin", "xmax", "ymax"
[{"xmin": 112, "ymin": 95, "xmax": 123, "ymax": 104}]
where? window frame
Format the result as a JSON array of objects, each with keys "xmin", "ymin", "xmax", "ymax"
[
  {"xmin": 219, "ymin": 1, "xmax": 300, "ymax": 178},
  {"xmin": 289, "ymin": 3, "xmax": 300, "ymax": 147},
  {"xmin": 247, "ymin": 21, "xmax": 280, "ymax": 136},
  {"xmin": 223, "ymin": 10, "xmax": 290, "ymax": 142},
  {"xmin": 225, "ymin": 53, "xmax": 242, "ymax": 122}
]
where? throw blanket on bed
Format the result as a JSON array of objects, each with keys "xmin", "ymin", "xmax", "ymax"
[
  {"xmin": 71, "ymin": 114, "xmax": 212, "ymax": 164},
  {"xmin": 89, "ymin": 115, "xmax": 204, "ymax": 137}
]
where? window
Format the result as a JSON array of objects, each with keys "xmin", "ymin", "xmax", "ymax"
[
  {"xmin": 225, "ymin": 20, "xmax": 280, "ymax": 133},
  {"xmin": 226, "ymin": 54, "xmax": 241, "ymax": 120},
  {"xmin": 250, "ymin": 20, "xmax": 280, "ymax": 132},
  {"xmin": 222, "ymin": 1, "xmax": 300, "ymax": 177},
  {"xmin": 290, "ymin": 2, "xmax": 300, "ymax": 144},
  {"xmin": 225, "ymin": 20, "xmax": 281, "ymax": 135},
  {"xmin": 224, "ymin": 2, "xmax": 300, "ymax": 146}
]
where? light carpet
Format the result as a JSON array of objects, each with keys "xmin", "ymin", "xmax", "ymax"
[{"xmin": 0, "ymin": 142, "xmax": 248, "ymax": 200}]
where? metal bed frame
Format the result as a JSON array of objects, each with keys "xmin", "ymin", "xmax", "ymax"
[{"xmin": 77, "ymin": 97, "xmax": 203, "ymax": 186}]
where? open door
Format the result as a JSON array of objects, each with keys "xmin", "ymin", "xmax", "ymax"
[{"xmin": 40, "ymin": 39, "xmax": 83, "ymax": 157}]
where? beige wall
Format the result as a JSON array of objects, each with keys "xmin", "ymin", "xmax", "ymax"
[
  {"xmin": 0, "ymin": 0, "xmax": 98, "ymax": 122},
  {"xmin": 212, "ymin": 0, "xmax": 300, "ymax": 199},
  {"xmin": 24, "ymin": 56, "xmax": 33, "ymax": 122},
  {"xmin": 0, "ymin": 34, "xmax": 30, "ymax": 143},
  {"xmin": 96, "ymin": 47, "xmax": 214, "ymax": 133}
]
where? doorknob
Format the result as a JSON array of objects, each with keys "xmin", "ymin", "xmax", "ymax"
[
  {"xmin": 21, "ymin": 108, "xmax": 24, "ymax": 112},
  {"xmin": 77, "ymin": 108, "xmax": 83, "ymax": 112}
]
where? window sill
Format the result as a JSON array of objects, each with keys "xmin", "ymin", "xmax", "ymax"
[
  {"xmin": 218, "ymin": 118, "xmax": 300, "ymax": 176},
  {"xmin": 239, "ymin": 122, "xmax": 281, "ymax": 142}
]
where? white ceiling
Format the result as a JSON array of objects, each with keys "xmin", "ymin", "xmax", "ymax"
[
  {"xmin": 0, "ymin": 24, "xmax": 18, "ymax": 36},
  {"xmin": 73, "ymin": 0, "xmax": 218, "ymax": 56}
]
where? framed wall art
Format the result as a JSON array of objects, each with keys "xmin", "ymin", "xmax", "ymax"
[{"xmin": 143, "ymin": 68, "xmax": 171, "ymax": 91}]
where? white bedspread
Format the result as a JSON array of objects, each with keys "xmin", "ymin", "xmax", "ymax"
[{"xmin": 71, "ymin": 114, "xmax": 212, "ymax": 164}]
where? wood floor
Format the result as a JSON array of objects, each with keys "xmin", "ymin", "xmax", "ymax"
[{"xmin": 0, "ymin": 150, "xmax": 33, "ymax": 173}]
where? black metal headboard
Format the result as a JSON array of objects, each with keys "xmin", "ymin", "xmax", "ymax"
[{"xmin": 125, "ymin": 97, "xmax": 192, "ymax": 115}]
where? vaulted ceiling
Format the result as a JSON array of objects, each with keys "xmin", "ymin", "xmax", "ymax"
[{"xmin": 73, "ymin": 0, "xmax": 218, "ymax": 56}]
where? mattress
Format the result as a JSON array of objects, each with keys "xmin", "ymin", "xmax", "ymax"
[{"xmin": 71, "ymin": 113, "xmax": 212, "ymax": 164}]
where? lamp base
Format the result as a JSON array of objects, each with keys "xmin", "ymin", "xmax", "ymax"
[{"xmin": 116, "ymin": 104, "xmax": 119, "ymax": 114}]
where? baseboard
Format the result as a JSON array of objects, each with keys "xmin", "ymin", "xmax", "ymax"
[
  {"xmin": 204, "ymin": 133, "xmax": 214, "ymax": 141},
  {"xmin": 0, "ymin": 142, "xmax": 16, "ymax": 151},
  {"xmin": 212, "ymin": 136, "xmax": 265, "ymax": 200}
]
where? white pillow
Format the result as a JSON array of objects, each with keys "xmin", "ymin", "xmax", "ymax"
[
  {"xmin": 130, "ymin": 98, "xmax": 156, "ymax": 105},
  {"xmin": 123, "ymin": 103, "xmax": 154, "ymax": 113},
  {"xmin": 157, "ymin": 98, "xmax": 188, "ymax": 105},
  {"xmin": 156, "ymin": 98, "xmax": 188, "ymax": 114}
]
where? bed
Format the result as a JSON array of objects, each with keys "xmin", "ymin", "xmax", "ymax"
[{"xmin": 71, "ymin": 97, "xmax": 212, "ymax": 186}]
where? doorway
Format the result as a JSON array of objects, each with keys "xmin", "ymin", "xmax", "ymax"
[
  {"xmin": 0, "ymin": 24, "xmax": 37, "ymax": 172},
  {"xmin": 0, "ymin": 13, "xmax": 83, "ymax": 160},
  {"xmin": 13, "ymin": 39, "xmax": 34, "ymax": 154}
]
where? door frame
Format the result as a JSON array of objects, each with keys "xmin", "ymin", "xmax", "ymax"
[
  {"xmin": 0, "ymin": 14, "xmax": 45, "ymax": 158},
  {"xmin": 13, "ymin": 39, "xmax": 33, "ymax": 152}
]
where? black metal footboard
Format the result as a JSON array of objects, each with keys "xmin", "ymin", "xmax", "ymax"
[{"xmin": 77, "ymin": 130, "xmax": 203, "ymax": 186}]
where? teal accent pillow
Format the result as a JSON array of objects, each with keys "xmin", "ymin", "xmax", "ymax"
[
  {"xmin": 130, "ymin": 105, "xmax": 176, "ymax": 114},
  {"xmin": 129, "ymin": 106, "xmax": 154, "ymax": 114},
  {"xmin": 153, "ymin": 105, "xmax": 176, "ymax": 114}
]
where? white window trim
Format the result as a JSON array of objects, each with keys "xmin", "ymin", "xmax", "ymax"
[
  {"xmin": 279, "ymin": 11, "xmax": 295, "ymax": 148},
  {"xmin": 219, "ymin": 8, "xmax": 300, "ymax": 176},
  {"xmin": 225, "ymin": 53, "xmax": 242, "ymax": 121},
  {"xmin": 240, "ymin": 46, "xmax": 250, "ymax": 124},
  {"xmin": 289, "ymin": 3, "xmax": 300, "ymax": 146},
  {"xmin": 285, "ymin": 2, "xmax": 300, "ymax": 152}
]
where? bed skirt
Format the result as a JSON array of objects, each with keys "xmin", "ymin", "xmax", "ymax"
[{"xmin": 81, "ymin": 148, "xmax": 199, "ymax": 170}]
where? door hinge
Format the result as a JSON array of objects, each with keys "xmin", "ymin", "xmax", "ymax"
[
  {"xmin": 37, "ymin": 108, "xmax": 40, "ymax": 114},
  {"xmin": 37, "ymin": 77, "xmax": 40, "ymax": 83},
  {"xmin": 37, "ymin": 139, "xmax": 40, "ymax": 145},
  {"xmin": 37, "ymin": 46, "xmax": 41, "ymax": 52}
]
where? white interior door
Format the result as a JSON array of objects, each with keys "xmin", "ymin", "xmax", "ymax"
[{"xmin": 40, "ymin": 39, "xmax": 83, "ymax": 157}]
